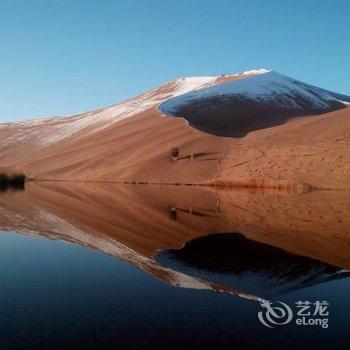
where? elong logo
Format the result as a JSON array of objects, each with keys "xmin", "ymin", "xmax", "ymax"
[
  {"xmin": 258, "ymin": 299, "xmax": 329, "ymax": 328},
  {"xmin": 258, "ymin": 300, "xmax": 293, "ymax": 328}
]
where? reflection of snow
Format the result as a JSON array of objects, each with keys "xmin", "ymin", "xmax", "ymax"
[
  {"xmin": 36, "ymin": 209, "xmax": 218, "ymax": 290},
  {"xmin": 3, "ymin": 207, "xmax": 260, "ymax": 301}
]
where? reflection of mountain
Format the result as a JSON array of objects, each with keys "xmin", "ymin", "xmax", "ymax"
[
  {"xmin": 0, "ymin": 182, "xmax": 349, "ymax": 298},
  {"xmin": 156, "ymin": 233, "xmax": 350, "ymax": 297}
]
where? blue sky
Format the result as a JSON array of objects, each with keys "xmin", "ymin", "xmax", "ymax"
[{"xmin": 0, "ymin": 0, "xmax": 349, "ymax": 122}]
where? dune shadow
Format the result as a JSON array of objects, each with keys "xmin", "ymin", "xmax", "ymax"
[
  {"xmin": 162, "ymin": 95, "xmax": 346, "ymax": 137},
  {"xmin": 159, "ymin": 71, "xmax": 350, "ymax": 137}
]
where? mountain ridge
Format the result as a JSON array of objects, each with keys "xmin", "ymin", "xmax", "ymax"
[{"xmin": 0, "ymin": 69, "xmax": 349, "ymax": 190}]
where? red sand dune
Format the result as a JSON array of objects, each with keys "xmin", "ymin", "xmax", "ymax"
[{"xmin": 0, "ymin": 69, "xmax": 349, "ymax": 190}]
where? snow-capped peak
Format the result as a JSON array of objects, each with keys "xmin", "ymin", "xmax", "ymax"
[
  {"xmin": 218, "ymin": 68, "xmax": 271, "ymax": 79},
  {"xmin": 159, "ymin": 70, "xmax": 350, "ymax": 137},
  {"xmin": 169, "ymin": 69, "xmax": 271, "ymax": 94},
  {"xmin": 236, "ymin": 68, "xmax": 271, "ymax": 76}
]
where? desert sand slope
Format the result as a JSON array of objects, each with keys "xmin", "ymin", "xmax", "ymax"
[
  {"xmin": 13, "ymin": 107, "xmax": 350, "ymax": 190},
  {"xmin": 12, "ymin": 108, "xmax": 233, "ymax": 183},
  {"xmin": 0, "ymin": 70, "xmax": 349, "ymax": 189},
  {"xmin": 215, "ymin": 108, "xmax": 350, "ymax": 190}
]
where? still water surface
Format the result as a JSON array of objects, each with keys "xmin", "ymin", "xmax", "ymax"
[{"xmin": 0, "ymin": 183, "xmax": 349, "ymax": 349}]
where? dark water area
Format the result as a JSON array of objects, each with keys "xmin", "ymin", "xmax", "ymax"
[
  {"xmin": 156, "ymin": 233, "xmax": 350, "ymax": 298},
  {"xmin": 1, "ymin": 231, "xmax": 350, "ymax": 350},
  {"xmin": 0, "ymin": 183, "xmax": 350, "ymax": 349}
]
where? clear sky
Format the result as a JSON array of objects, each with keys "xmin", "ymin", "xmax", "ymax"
[{"xmin": 0, "ymin": 0, "xmax": 349, "ymax": 122}]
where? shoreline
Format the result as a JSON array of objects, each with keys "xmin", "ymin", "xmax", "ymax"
[{"xmin": 25, "ymin": 177, "xmax": 344, "ymax": 193}]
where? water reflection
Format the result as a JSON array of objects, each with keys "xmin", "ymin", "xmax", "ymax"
[
  {"xmin": 156, "ymin": 233, "xmax": 350, "ymax": 297},
  {"xmin": 0, "ymin": 181, "xmax": 349, "ymax": 299}
]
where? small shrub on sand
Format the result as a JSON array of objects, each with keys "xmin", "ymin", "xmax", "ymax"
[
  {"xmin": 171, "ymin": 147, "xmax": 179, "ymax": 160},
  {"xmin": 0, "ymin": 173, "xmax": 26, "ymax": 191}
]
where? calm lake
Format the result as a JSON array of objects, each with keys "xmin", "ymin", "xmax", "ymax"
[{"xmin": 0, "ymin": 182, "xmax": 349, "ymax": 349}]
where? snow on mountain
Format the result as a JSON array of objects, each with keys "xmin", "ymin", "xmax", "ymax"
[
  {"xmin": 0, "ymin": 69, "xmax": 269, "ymax": 145},
  {"xmin": 159, "ymin": 71, "xmax": 350, "ymax": 137},
  {"xmin": 229, "ymin": 68, "xmax": 271, "ymax": 78},
  {"xmin": 0, "ymin": 76, "xmax": 220, "ymax": 145},
  {"xmin": 3, "ymin": 68, "xmax": 347, "ymax": 145}
]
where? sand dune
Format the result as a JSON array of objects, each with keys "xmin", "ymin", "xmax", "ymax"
[{"xmin": 0, "ymin": 69, "xmax": 349, "ymax": 189}]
